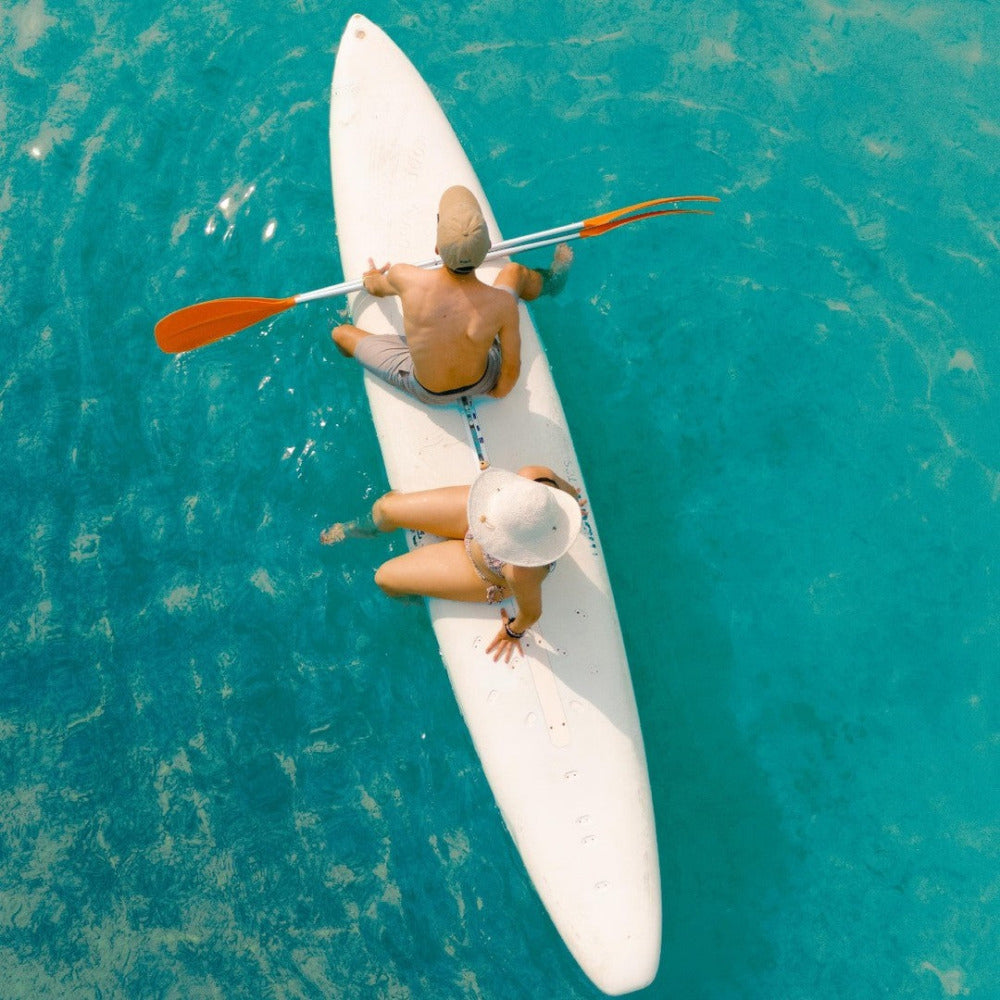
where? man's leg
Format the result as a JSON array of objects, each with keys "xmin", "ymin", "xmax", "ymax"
[
  {"xmin": 493, "ymin": 243, "xmax": 573, "ymax": 300},
  {"xmin": 331, "ymin": 323, "xmax": 371, "ymax": 357}
]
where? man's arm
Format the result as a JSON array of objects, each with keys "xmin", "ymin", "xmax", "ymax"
[
  {"xmin": 361, "ymin": 260, "xmax": 418, "ymax": 297},
  {"xmin": 489, "ymin": 300, "xmax": 522, "ymax": 398}
]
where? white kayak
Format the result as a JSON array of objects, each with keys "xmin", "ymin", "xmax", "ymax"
[{"xmin": 329, "ymin": 14, "xmax": 661, "ymax": 995}]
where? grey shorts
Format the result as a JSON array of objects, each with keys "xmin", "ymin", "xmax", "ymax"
[{"xmin": 352, "ymin": 334, "xmax": 502, "ymax": 406}]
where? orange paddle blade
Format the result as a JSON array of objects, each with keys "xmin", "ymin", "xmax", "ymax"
[
  {"xmin": 581, "ymin": 207, "xmax": 715, "ymax": 238},
  {"xmin": 582, "ymin": 195, "xmax": 719, "ymax": 231},
  {"xmin": 155, "ymin": 296, "xmax": 297, "ymax": 354}
]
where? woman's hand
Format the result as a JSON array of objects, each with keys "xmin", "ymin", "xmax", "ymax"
[{"xmin": 485, "ymin": 608, "xmax": 524, "ymax": 665}]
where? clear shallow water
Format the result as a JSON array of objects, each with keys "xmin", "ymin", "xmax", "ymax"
[{"xmin": 1, "ymin": 1, "xmax": 998, "ymax": 997}]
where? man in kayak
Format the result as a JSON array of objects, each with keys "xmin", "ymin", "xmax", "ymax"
[{"xmin": 331, "ymin": 185, "xmax": 571, "ymax": 404}]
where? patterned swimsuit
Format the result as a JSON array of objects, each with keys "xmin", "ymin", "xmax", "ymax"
[
  {"xmin": 464, "ymin": 530, "xmax": 508, "ymax": 604},
  {"xmin": 463, "ymin": 531, "xmax": 556, "ymax": 605}
]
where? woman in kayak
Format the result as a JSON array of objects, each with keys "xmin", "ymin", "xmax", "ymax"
[{"xmin": 321, "ymin": 465, "xmax": 583, "ymax": 663}]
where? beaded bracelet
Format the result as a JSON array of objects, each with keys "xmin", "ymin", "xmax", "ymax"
[{"xmin": 504, "ymin": 619, "xmax": 526, "ymax": 639}]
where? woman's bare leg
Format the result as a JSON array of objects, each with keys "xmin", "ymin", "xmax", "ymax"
[
  {"xmin": 375, "ymin": 539, "xmax": 492, "ymax": 601},
  {"xmin": 321, "ymin": 485, "xmax": 471, "ymax": 545},
  {"xmin": 370, "ymin": 486, "xmax": 471, "ymax": 538}
]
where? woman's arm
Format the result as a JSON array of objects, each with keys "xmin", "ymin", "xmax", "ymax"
[{"xmin": 485, "ymin": 565, "xmax": 544, "ymax": 664}]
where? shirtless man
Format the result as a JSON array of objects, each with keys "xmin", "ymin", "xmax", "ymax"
[{"xmin": 331, "ymin": 185, "xmax": 571, "ymax": 405}]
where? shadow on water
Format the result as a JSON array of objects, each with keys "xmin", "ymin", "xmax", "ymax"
[{"xmin": 536, "ymin": 292, "xmax": 790, "ymax": 998}]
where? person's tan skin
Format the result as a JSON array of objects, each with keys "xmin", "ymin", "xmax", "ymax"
[
  {"xmin": 331, "ymin": 246, "xmax": 571, "ymax": 398},
  {"xmin": 320, "ymin": 464, "xmax": 585, "ymax": 663}
]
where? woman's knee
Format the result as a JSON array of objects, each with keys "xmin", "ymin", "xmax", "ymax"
[
  {"xmin": 370, "ymin": 491, "xmax": 398, "ymax": 532},
  {"xmin": 374, "ymin": 561, "xmax": 407, "ymax": 597}
]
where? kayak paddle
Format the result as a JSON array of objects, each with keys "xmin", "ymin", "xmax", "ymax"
[{"xmin": 154, "ymin": 194, "xmax": 719, "ymax": 354}]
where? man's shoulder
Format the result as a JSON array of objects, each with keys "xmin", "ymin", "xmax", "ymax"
[
  {"xmin": 388, "ymin": 262, "xmax": 435, "ymax": 297},
  {"xmin": 484, "ymin": 282, "xmax": 520, "ymax": 319},
  {"xmin": 389, "ymin": 262, "xmax": 425, "ymax": 283}
]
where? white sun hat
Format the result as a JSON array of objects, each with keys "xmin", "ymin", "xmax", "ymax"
[{"xmin": 467, "ymin": 468, "xmax": 583, "ymax": 567}]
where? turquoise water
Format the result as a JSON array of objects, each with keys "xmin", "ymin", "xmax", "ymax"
[{"xmin": 2, "ymin": 1, "xmax": 998, "ymax": 996}]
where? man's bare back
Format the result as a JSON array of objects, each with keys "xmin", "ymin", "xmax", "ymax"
[
  {"xmin": 330, "ymin": 185, "xmax": 571, "ymax": 405},
  {"xmin": 365, "ymin": 263, "xmax": 521, "ymax": 394}
]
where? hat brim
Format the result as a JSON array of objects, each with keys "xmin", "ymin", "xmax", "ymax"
[{"xmin": 467, "ymin": 468, "xmax": 583, "ymax": 567}]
